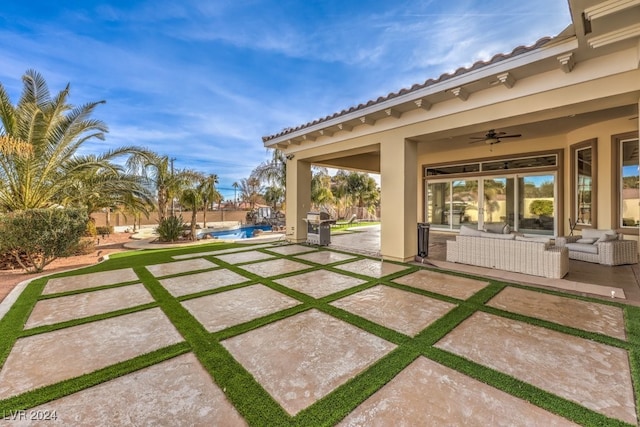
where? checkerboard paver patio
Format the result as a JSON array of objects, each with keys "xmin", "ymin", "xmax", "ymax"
[{"xmin": 1, "ymin": 244, "xmax": 637, "ymax": 425}]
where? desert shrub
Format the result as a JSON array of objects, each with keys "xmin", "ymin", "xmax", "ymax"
[
  {"xmin": 156, "ymin": 216, "xmax": 184, "ymax": 242},
  {"xmin": 96, "ymin": 225, "xmax": 114, "ymax": 236},
  {"xmin": 0, "ymin": 208, "xmax": 88, "ymax": 272},
  {"xmin": 529, "ymin": 200, "xmax": 554, "ymax": 217},
  {"xmin": 65, "ymin": 237, "xmax": 96, "ymax": 256},
  {"xmin": 86, "ymin": 220, "xmax": 98, "ymax": 237}
]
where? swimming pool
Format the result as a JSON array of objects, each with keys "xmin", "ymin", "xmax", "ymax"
[{"xmin": 198, "ymin": 224, "xmax": 272, "ymax": 240}]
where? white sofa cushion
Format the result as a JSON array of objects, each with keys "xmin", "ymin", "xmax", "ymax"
[
  {"xmin": 566, "ymin": 243, "xmax": 599, "ymax": 254},
  {"xmin": 515, "ymin": 235, "xmax": 551, "ymax": 247},
  {"xmin": 596, "ymin": 233, "xmax": 619, "ymax": 243},
  {"xmin": 485, "ymin": 223, "xmax": 510, "ymax": 234},
  {"xmin": 459, "ymin": 225, "xmax": 482, "ymax": 236},
  {"xmin": 576, "ymin": 238, "xmax": 596, "ymax": 244},
  {"xmin": 479, "ymin": 231, "xmax": 515, "ymax": 240},
  {"xmin": 581, "ymin": 229, "xmax": 616, "ymax": 240}
]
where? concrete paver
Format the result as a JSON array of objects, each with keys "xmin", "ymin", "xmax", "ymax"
[
  {"xmin": 274, "ymin": 270, "xmax": 366, "ymax": 298},
  {"xmin": 339, "ymin": 356, "xmax": 578, "ymax": 427},
  {"xmin": 331, "ymin": 285, "xmax": 456, "ymax": 336},
  {"xmin": 25, "ymin": 283, "xmax": 154, "ymax": 328},
  {"xmin": 221, "ymin": 309, "xmax": 396, "ymax": 415},
  {"xmin": 42, "ymin": 268, "xmax": 139, "ymax": 295},
  {"xmin": 393, "ymin": 269, "xmax": 489, "ymax": 300},
  {"xmin": 145, "ymin": 258, "xmax": 217, "ymax": 277},
  {"xmin": 16, "ymin": 353, "xmax": 247, "ymax": 426},
  {"xmin": 435, "ymin": 311, "xmax": 637, "ymax": 425},
  {"xmin": 0, "ymin": 308, "xmax": 183, "ymax": 399},
  {"xmin": 487, "ymin": 287, "xmax": 626, "ymax": 339},
  {"xmin": 181, "ymin": 284, "xmax": 300, "ymax": 332},
  {"xmin": 265, "ymin": 244, "xmax": 317, "ymax": 255},
  {"xmin": 334, "ymin": 259, "xmax": 410, "ymax": 278},
  {"xmin": 294, "ymin": 250, "xmax": 357, "ymax": 264},
  {"xmin": 238, "ymin": 258, "xmax": 311, "ymax": 277},
  {"xmin": 214, "ymin": 251, "xmax": 275, "ymax": 264},
  {"xmin": 159, "ymin": 268, "xmax": 249, "ymax": 297}
]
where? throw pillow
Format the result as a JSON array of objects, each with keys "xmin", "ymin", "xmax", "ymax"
[
  {"xmin": 459, "ymin": 225, "xmax": 481, "ymax": 236},
  {"xmin": 596, "ymin": 233, "xmax": 618, "ymax": 243},
  {"xmin": 485, "ymin": 223, "xmax": 509, "ymax": 234},
  {"xmin": 576, "ymin": 238, "xmax": 596, "ymax": 244}
]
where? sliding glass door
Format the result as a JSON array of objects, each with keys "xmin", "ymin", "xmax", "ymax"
[{"xmin": 426, "ymin": 173, "xmax": 555, "ymax": 235}]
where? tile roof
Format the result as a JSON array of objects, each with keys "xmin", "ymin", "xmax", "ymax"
[{"xmin": 262, "ymin": 37, "xmax": 553, "ymax": 143}]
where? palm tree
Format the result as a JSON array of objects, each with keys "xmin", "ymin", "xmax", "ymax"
[
  {"xmin": 264, "ymin": 186, "xmax": 284, "ymax": 211},
  {"xmin": 180, "ymin": 187, "xmax": 202, "ymax": 241},
  {"xmin": 252, "ymin": 148, "xmax": 286, "ymax": 188},
  {"xmin": 232, "ymin": 181, "xmax": 239, "ymax": 207},
  {"xmin": 197, "ymin": 173, "xmax": 220, "ymax": 227},
  {"xmin": 60, "ymin": 157, "xmax": 153, "ymax": 222},
  {"xmin": 331, "ymin": 170, "xmax": 351, "ymax": 219},
  {"xmin": 0, "ymin": 70, "xmax": 150, "ymax": 213},
  {"xmin": 127, "ymin": 153, "xmax": 200, "ymax": 223},
  {"xmin": 239, "ymin": 177, "xmax": 262, "ymax": 210},
  {"xmin": 311, "ymin": 168, "xmax": 334, "ymax": 212}
]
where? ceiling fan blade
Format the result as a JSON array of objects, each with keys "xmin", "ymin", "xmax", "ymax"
[{"xmin": 500, "ymin": 134, "xmax": 522, "ymax": 138}]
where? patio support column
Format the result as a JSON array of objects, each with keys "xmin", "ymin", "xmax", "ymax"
[
  {"xmin": 285, "ymin": 157, "xmax": 311, "ymax": 243},
  {"xmin": 380, "ymin": 137, "xmax": 418, "ymax": 262}
]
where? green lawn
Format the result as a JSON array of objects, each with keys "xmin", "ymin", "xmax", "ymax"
[{"xmin": 0, "ymin": 242, "xmax": 638, "ymax": 426}]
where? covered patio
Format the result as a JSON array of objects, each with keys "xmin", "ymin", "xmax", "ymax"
[
  {"xmin": 329, "ymin": 224, "xmax": 640, "ymax": 304},
  {"xmin": 262, "ymin": 0, "xmax": 640, "ymax": 264}
]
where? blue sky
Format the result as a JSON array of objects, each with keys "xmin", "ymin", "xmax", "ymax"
[{"xmin": 0, "ymin": 1, "xmax": 571, "ymax": 200}]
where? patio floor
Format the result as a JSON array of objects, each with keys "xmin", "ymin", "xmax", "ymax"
[
  {"xmin": 0, "ymin": 239, "xmax": 638, "ymax": 425},
  {"xmin": 331, "ymin": 225, "xmax": 640, "ymax": 305}
]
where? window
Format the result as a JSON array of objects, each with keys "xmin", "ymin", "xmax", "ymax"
[
  {"xmin": 424, "ymin": 151, "xmax": 562, "ymax": 235},
  {"xmin": 570, "ymin": 139, "xmax": 596, "ymax": 228},
  {"xmin": 613, "ymin": 133, "xmax": 639, "ymax": 232}
]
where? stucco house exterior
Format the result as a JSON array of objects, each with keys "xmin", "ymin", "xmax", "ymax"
[{"xmin": 262, "ymin": 0, "xmax": 640, "ymax": 262}]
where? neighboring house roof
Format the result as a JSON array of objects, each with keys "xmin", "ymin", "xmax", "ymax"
[{"xmin": 262, "ymin": 37, "xmax": 553, "ymax": 143}]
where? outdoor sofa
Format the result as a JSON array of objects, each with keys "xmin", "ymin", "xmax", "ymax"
[
  {"xmin": 555, "ymin": 229, "xmax": 638, "ymax": 266},
  {"xmin": 446, "ymin": 225, "xmax": 569, "ymax": 279}
]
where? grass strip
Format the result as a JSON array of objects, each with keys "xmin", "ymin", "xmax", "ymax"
[
  {"xmin": 0, "ymin": 343, "xmax": 189, "ymax": 414},
  {"xmin": 133, "ymin": 266, "xmax": 293, "ymax": 426},
  {"xmin": 625, "ymin": 305, "xmax": 640, "ymax": 344},
  {"xmin": 0, "ymin": 278, "xmax": 46, "ymax": 367},
  {"xmin": 424, "ymin": 346, "xmax": 633, "ymax": 426},
  {"xmin": 293, "ymin": 347, "xmax": 418, "ymax": 427},
  {"xmin": 19, "ymin": 302, "xmax": 158, "ymax": 338}
]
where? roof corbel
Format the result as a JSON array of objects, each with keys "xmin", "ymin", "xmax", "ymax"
[
  {"xmin": 496, "ymin": 72, "xmax": 516, "ymax": 88},
  {"xmin": 451, "ymin": 87, "xmax": 469, "ymax": 101},
  {"xmin": 557, "ymin": 52, "xmax": 575, "ymax": 73},
  {"xmin": 385, "ymin": 108, "xmax": 402, "ymax": 118},
  {"xmin": 319, "ymin": 129, "xmax": 334, "ymax": 137},
  {"xmin": 359, "ymin": 116, "xmax": 376, "ymax": 125},
  {"xmin": 414, "ymin": 98, "xmax": 432, "ymax": 111},
  {"xmin": 338, "ymin": 123, "xmax": 353, "ymax": 132}
]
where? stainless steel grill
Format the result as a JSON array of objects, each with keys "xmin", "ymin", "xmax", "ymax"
[{"xmin": 304, "ymin": 212, "xmax": 331, "ymax": 245}]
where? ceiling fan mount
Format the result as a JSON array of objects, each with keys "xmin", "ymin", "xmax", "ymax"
[{"xmin": 469, "ymin": 129, "xmax": 522, "ymax": 145}]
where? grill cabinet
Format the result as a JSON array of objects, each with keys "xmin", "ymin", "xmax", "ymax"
[{"xmin": 305, "ymin": 212, "xmax": 331, "ymax": 246}]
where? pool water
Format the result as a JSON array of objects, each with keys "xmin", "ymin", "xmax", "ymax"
[{"xmin": 199, "ymin": 225, "xmax": 272, "ymax": 240}]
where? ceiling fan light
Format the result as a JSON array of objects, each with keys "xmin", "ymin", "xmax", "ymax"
[{"xmin": 485, "ymin": 138, "xmax": 499, "ymax": 144}]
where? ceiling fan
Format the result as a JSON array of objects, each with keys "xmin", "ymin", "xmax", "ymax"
[{"xmin": 469, "ymin": 129, "xmax": 522, "ymax": 145}]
